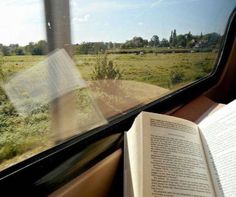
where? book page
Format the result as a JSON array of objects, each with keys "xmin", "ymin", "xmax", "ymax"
[
  {"xmin": 199, "ymin": 99, "xmax": 236, "ymax": 196},
  {"xmin": 124, "ymin": 134, "xmax": 134, "ymax": 197},
  {"xmin": 125, "ymin": 114, "xmax": 143, "ymax": 197},
  {"xmin": 141, "ymin": 112, "xmax": 215, "ymax": 197}
]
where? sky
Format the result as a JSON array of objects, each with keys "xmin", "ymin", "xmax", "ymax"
[{"xmin": 0, "ymin": 0, "xmax": 235, "ymax": 45}]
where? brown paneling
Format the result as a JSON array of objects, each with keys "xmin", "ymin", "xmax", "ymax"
[
  {"xmin": 206, "ymin": 37, "xmax": 236, "ymax": 102},
  {"xmin": 171, "ymin": 95, "xmax": 224, "ymax": 123},
  {"xmin": 49, "ymin": 149, "xmax": 122, "ymax": 197}
]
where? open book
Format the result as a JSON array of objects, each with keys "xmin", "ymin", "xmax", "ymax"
[{"xmin": 124, "ymin": 100, "xmax": 236, "ymax": 197}]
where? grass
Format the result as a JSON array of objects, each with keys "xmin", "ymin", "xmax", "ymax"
[
  {"xmin": 0, "ymin": 51, "xmax": 218, "ymax": 170},
  {"xmin": 106, "ymin": 47, "xmax": 205, "ymax": 54},
  {"xmin": 1, "ymin": 55, "xmax": 44, "ymax": 79},
  {"xmin": 75, "ymin": 52, "xmax": 217, "ymax": 88}
]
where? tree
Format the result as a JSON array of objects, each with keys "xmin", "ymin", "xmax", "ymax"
[
  {"xmin": 75, "ymin": 42, "xmax": 91, "ymax": 54},
  {"xmin": 203, "ymin": 33, "xmax": 221, "ymax": 49},
  {"xmin": 15, "ymin": 47, "xmax": 25, "ymax": 55},
  {"xmin": 31, "ymin": 40, "xmax": 47, "ymax": 55},
  {"xmin": 132, "ymin": 37, "xmax": 147, "ymax": 48},
  {"xmin": 121, "ymin": 36, "xmax": 147, "ymax": 49},
  {"xmin": 108, "ymin": 42, "xmax": 113, "ymax": 49},
  {"xmin": 169, "ymin": 31, "xmax": 173, "ymax": 46},
  {"xmin": 121, "ymin": 40, "xmax": 134, "ymax": 49},
  {"xmin": 74, "ymin": 42, "xmax": 109, "ymax": 54},
  {"xmin": 25, "ymin": 42, "xmax": 34, "ymax": 54},
  {"xmin": 150, "ymin": 35, "xmax": 160, "ymax": 47},
  {"xmin": 176, "ymin": 35, "xmax": 187, "ymax": 48},
  {"xmin": 2, "ymin": 46, "xmax": 11, "ymax": 56},
  {"xmin": 160, "ymin": 38, "xmax": 169, "ymax": 47},
  {"xmin": 186, "ymin": 32, "xmax": 193, "ymax": 42},
  {"xmin": 24, "ymin": 41, "xmax": 47, "ymax": 55},
  {"xmin": 9, "ymin": 44, "xmax": 19, "ymax": 54},
  {"xmin": 172, "ymin": 29, "xmax": 177, "ymax": 47},
  {"xmin": 94, "ymin": 42, "xmax": 106, "ymax": 54}
]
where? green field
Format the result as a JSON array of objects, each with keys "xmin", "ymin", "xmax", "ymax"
[
  {"xmin": 1, "ymin": 52, "xmax": 217, "ymax": 88},
  {"xmin": 75, "ymin": 52, "xmax": 217, "ymax": 88},
  {"xmin": 0, "ymin": 51, "xmax": 218, "ymax": 170}
]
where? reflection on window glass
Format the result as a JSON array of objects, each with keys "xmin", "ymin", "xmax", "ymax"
[
  {"xmin": 0, "ymin": 0, "xmax": 108, "ymax": 172},
  {"xmin": 0, "ymin": 0, "xmax": 235, "ymax": 172},
  {"xmin": 0, "ymin": 1, "xmax": 50, "ymax": 170}
]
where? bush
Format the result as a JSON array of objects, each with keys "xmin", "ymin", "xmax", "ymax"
[
  {"xmin": 170, "ymin": 69, "xmax": 185, "ymax": 85},
  {"xmin": 0, "ymin": 102, "xmax": 17, "ymax": 116},
  {"xmin": 91, "ymin": 54, "xmax": 124, "ymax": 99},
  {"xmin": 92, "ymin": 54, "xmax": 122, "ymax": 80}
]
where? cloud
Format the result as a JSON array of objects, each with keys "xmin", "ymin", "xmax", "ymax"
[
  {"xmin": 138, "ymin": 22, "xmax": 144, "ymax": 26},
  {"xmin": 151, "ymin": 0, "xmax": 164, "ymax": 8},
  {"xmin": 71, "ymin": 1, "xmax": 147, "ymax": 16},
  {"xmin": 0, "ymin": 0, "xmax": 37, "ymax": 6},
  {"xmin": 151, "ymin": 0, "xmax": 198, "ymax": 8},
  {"xmin": 73, "ymin": 14, "xmax": 91, "ymax": 23}
]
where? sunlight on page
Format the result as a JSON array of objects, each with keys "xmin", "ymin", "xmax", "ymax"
[{"xmin": 199, "ymin": 100, "xmax": 236, "ymax": 196}]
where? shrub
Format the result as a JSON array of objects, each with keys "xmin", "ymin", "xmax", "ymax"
[
  {"xmin": 0, "ymin": 102, "xmax": 17, "ymax": 116},
  {"xmin": 92, "ymin": 54, "xmax": 122, "ymax": 80},
  {"xmin": 170, "ymin": 69, "xmax": 185, "ymax": 85}
]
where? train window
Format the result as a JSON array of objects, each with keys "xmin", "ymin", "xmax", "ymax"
[
  {"xmin": 0, "ymin": 0, "xmax": 235, "ymax": 172},
  {"xmin": 70, "ymin": 0, "xmax": 235, "ymax": 119}
]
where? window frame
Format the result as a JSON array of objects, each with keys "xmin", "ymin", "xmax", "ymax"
[{"xmin": 0, "ymin": 1, "xmax": 235, "ymax": 195}]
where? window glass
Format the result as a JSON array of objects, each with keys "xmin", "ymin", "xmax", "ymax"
[
  {"xmin": 0, "ymin": 1, "xmax": 51, "ymax": 170},
  {"xmin": 71, "ymin": 0, "xmax": 235, "ymax": 119},
  {"xmin": 0, "ymin": 0, "xmax": 235, "ymax": 171}
]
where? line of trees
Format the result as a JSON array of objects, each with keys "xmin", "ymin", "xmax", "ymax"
[
  {"xmin": 75, "ymin": 30, "xmax": 222, "ymax": 54},
  {"xmin": 0, "ymin": 30, "xmax": 222, "ymax": 56},
  {"xmin": 121, "ymin": 30, "xmax": 221, "ymax": 49},
  {"xmin": 74, "ymin": 42, "xmax": 122, "ymax": 55},
  {"xmin": 0, "ymin": 40, "xmax": 47, "ymax": 56}
]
